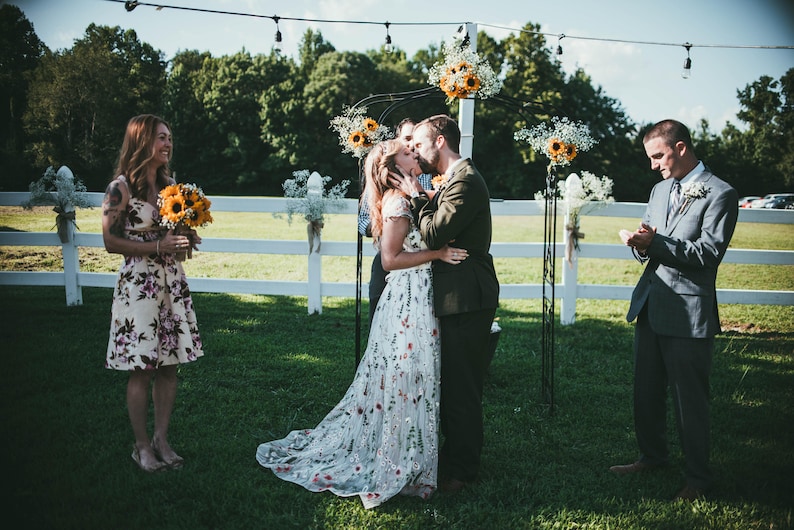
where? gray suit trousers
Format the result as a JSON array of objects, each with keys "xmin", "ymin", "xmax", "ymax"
[{"xmin": 634, "ymin": 306, "xmax": 714, "ymax": 490}]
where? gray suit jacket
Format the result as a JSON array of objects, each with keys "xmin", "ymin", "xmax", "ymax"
[
  {"xmin": 409, "ymin": 158, "xmax": 499, "ymax": 317},
  {"xmin": 626, "ymin": 168, "xmax": 738, "ymax": 338}
]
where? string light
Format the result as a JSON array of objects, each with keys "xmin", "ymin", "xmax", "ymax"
[
  {"xmin": 109, "ymin": 0, "xmax": 794, "ymax": 74},
  {"xmin": 384, "ymin": 22, "xmax": 393, "ymax": 53},
  {"xmin": 273, "ymin": 16, "xmax": 282, "ymax": 54},
  {"xmin": 682, "ymin": 43, "xmax": 692, "ymax": 79}
]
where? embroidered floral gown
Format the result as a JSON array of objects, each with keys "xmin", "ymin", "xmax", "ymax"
[
  {"xmin": 105, "ymin": 177, "xmax": 204, "ymax": 371},
  {"xmin": 256, "ymin": 195, "xmax": 440, "ymax": 509}
]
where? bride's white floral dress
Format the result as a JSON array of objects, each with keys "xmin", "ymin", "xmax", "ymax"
[{"xmin": 256, "ymin": 195, "xmax": 440, "ymax": 509}]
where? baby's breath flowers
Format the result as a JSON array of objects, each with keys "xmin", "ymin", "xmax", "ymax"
[
  {"xmin": 535, "ymin": 170, "xmax": 614, "ymax": 266},
  {"xmin": 278, "ymin": 169, "xmax": 350, "ymax": 254},
  {"xmin": 427, "ymin": 34, "xmax": 501, "ymax": 101},
  {"xmin": 278, "ymin": 169, "xmax": 350, "ymax": 225},
  {"xmin": 514, "ymin": 116, "xmax": 597, "ymax": 167},
  {"xmin": 330, "ymin": 106, "xmax": 392, "ymax": 159},
  {"xmin": 23, "ymin": 165, "xmax": 93, "ymax": 242}
]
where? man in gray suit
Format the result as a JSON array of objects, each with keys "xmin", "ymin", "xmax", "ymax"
[{"xmin": 613, "ymin": 119, "xmax": 738, "ymax": 501}]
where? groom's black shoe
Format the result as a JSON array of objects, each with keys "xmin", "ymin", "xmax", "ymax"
[
  {"xmin": 609, "ymin": 460, "xmax": 666, "ymax": 475},
  {"xmin": 439, "ymin": 478, "xmax": 471, "ymax": 494}
]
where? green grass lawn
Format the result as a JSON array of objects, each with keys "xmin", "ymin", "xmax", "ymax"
[{"xmin": 1, "ymin": 206, "xmax": 793, "ymax": 529}]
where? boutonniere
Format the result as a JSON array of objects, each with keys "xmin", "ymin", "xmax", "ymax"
[
  {"xmin": 431, "ymin": 174, "xmax": 449, "ymax": 191},
  {"xmin": 679, "ymin": 181, "xmax": 710, "ymax": 212}
]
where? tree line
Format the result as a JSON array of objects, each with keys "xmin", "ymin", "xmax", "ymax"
[{"xmin": 1, "ymin": 4, "xmax": 791, "ymax": 201}]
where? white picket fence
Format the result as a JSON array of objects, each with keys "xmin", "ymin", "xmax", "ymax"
[{"xmin": 1, "ymin": 191, "xmax": 792, "ymax": 323}]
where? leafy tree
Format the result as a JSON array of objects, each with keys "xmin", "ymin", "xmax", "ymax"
[
  {"xmin": 23, "ymin": 24, "xmax": 165, "ymax": 190},
  {"xmin": 0, "ymin": 4, "xmax": 46, "ymax": 190},
  {"xmin": 559, "ymin": 69, "xmax": 642, "ymax": 202},
  {"xmin": 164, "ymin": 50, "xmax": 217, "ymax": 190}
]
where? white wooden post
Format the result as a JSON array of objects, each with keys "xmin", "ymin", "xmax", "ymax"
[
  {"xmin": 458, "ymin": 23, "xmax": 477, "ymax": 159},
  {"xmin": 560, "ymin": 223, "xmax": 577, "ymax": 325},
  {"xmin": 561, "ymin": 173, "xmax": 581, "ymax": 325},
  {"xmin": 58, "ymin": 166, "xmax": 83, "ymax": 306},
  {"xmin": 306, "ymin": 171, "xmax": 323, "ymax": 314}
]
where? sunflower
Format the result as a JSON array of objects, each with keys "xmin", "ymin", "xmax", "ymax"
[
  {"xmin": 440, "ymin": 77, "xmax": 460, "ymax": 98},
  {"xmin": 160, "ymin": 184, "xmax": 181, "ymax": 200},
  {"xmin": 454, "ymin": 85, "xmax": 470, "ymax": 99},
  {"xmin": 161, "ymin": 195, "xmax": 186, "ymax": 225},
  {"xmin": 548, "ymin": 138, "xmax": 566, "ymax": 159},
  {"xmin": 348, "ymin": 131, "xmax": 368, "ymax": 148},
  {"xmin": 564, "ymin": 143, "xmax": 578, "ymax": 161},
  {"xmin": 363, "ymin": 118, "xmax": 378, "ymax": 131},
  {"xmin": 448, "ymin": 61, "xmax": 471, "ymax": 75},
  {"xmin": 190, "ymin": 201, "xmax": 213, "ymax": 227},
  {"xmin": 463, "ymin": 73, "xmax": 481, "ymax": 92},
  {"xmin": 431, "ymin": 174, "xmax": 448, "ymax": 190}
]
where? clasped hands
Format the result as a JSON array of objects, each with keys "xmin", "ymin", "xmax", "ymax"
[{"xmin": 619, "ymin": 222, "xmax": 655, "ymax": 254}]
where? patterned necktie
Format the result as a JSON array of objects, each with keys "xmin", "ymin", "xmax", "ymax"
[{"xmin": 667, "ymin": 180, "xmax": 682, "ymax": 226}]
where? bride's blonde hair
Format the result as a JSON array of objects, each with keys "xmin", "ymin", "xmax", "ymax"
[{"xmin": 364, "ymin": 139, "xmax": 405, "ymax": 240}]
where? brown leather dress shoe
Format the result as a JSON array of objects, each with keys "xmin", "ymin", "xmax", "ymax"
[
  {"xmin": 439, "ymin": 478, "xmax": 470, "ymax": 494},
  {"xmin": 672, "ymin": 485, "xmax": 705, "ymax": 501},
  {"xmin": 609, "ymin": 460, "xmax": 663, "ymax": 475}
]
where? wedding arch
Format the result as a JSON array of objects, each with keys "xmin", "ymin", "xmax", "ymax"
[{"xmin": 341, "ymin": 24, "xmax": 567, "ymax": 409}]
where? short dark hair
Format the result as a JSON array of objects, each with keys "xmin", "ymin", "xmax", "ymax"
[
  {"xmin": 395, "ymin": 117, "xmax": 415, "ymax": 137},
  {"xmin": 416, "ymin": 114, "xmax": 461, "ymax": 154},
  {"xmin": 644, "ymin": 119, "xmax": 693, "ymax": 149}
]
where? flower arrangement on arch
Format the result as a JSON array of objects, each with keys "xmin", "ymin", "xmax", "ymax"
[
  {"xmin": 514, "ymin": 116, "xmax": 597, "ymax": 168},
  {"xmin": 22, "ymin": 165, "xmax": 94, "ymax": 243},
  {"xmin": 330, "ymin": 106, "xmax": 392, "ymax": 159},
  {"xmin": 427, "ymin": 33, "xmax": 502, "ymax": 101}
]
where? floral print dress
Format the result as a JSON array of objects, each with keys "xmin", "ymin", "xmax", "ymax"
[
  {"xmin": 105, "ymin": 177, "xmax": 204, "ymax": 371},
  {"xmin": 256, "ymin": 195, "xmax": 440, "ymax": 509}
]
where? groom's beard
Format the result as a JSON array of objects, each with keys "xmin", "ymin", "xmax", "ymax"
[{"xmin": 416, "ymin": 151, "xmax": 439, "ymax": 175}]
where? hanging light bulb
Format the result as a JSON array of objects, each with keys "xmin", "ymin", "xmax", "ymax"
[
  {"xmin": 273, "ymin": 17, "xmax": 282, "ymax": 54},
  {"xmin": 124, "ymin": 1, "xmax": 138, "ymax": 11},
  {"xmin": 384, "ymin": 22, "xmax": 393, "ymax": 53},
  {"xmin": 556, "ymin": 34, "xmax": 564, "ymax": 56},
  {"xmin": 681, "ymin": 43, "xmax": 692, "ymax": 79}
]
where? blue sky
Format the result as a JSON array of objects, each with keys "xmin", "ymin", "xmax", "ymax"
[{"xmin": 12, "ymin": 0, "xmax": 794, "ymax": 131}]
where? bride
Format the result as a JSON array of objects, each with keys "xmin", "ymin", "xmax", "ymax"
[{"xmin": 256, "ymin": 139, "xmax": 467, "ymax": 508}]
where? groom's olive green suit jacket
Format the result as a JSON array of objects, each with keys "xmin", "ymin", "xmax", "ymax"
[{"xmin": 409, "ymin": 158, "xmax": 499, "ymax": 317}]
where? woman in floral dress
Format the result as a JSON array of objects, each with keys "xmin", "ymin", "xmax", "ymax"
[
  {"xmin": 103, "ymin": 114, "xmax": 204, "ymax": 472},
  {"xmin": 256, "ymin": 140, "xmax": 468, "ymax": 508}
]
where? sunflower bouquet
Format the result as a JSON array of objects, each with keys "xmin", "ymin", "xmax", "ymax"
[
  {"xmin": 158, "ymin": 182, "xmax": 213, "ymax": 260},
  {"xmin": 427, "ymin": 33, "xmax": 501, "ymax": 101},
  {"xmin": 330, "ymin": 105, "xmax": 392, "ymax": 159}
]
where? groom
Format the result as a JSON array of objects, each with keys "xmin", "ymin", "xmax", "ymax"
[{"xmin": 397, "ymin": 114, "xmax": 499, "ymax": 493}]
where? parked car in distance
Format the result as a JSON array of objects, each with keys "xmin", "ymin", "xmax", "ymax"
[
  {"xmin": 749, "ymin": 193, "xmax": 794, "ymax": 208},
  {"xmin": 764, "ymin": 195, "xmax": 794, "ymax": 209},
  {"xmin": 739, "ymin": 196, "xmax": 761, "ymax": 208}
]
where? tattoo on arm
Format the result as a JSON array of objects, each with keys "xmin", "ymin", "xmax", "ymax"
[
  {"xmin": 109, "ymin": 213, "xmax": 125, "ymax": 238},
  {"xmin": 103, "ymin": 181, "xmax": 126, "ymax": 238},
  {"xmin": 103, "ymin": 182, "xmax": 122, "ymax": 208}
]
